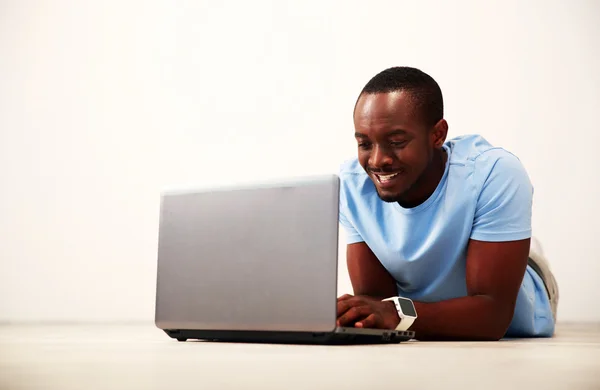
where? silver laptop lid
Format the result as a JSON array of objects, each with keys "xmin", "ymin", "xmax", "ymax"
[{"xmin": 155, "ymin": 174, "xmax": 340, "ymax": 333}]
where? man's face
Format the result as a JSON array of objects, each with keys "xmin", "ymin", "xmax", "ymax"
[{"xmin": 353, "ymin": 91, "xmax": 439, "ymax": 203}]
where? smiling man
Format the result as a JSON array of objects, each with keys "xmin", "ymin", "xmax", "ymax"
[{"xmin": 336, "ymin": 66, "xmax": 558, "ymax": 340}]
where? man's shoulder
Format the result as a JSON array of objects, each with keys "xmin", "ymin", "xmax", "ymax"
[
  {"xmin": 446, "ymin": 134, "xmax": 527, "ymax": 179},
  {"xmin": 339, "ymin": 157, "xmax": 365, "ymax": 176},
  {"xmin": 447, "ymin": 134, "xmax": 507, "ymax": 161},
  {"xmin": 448, "ymin": 135, "xmax": 533, "ymax": 241},
  {"xmin": 337, "ymin": 158, "xmax": 377, "ymax": 204},
  {"xmin": 338, "ymin": 157, "xmax": 370, "ymax": 188}
]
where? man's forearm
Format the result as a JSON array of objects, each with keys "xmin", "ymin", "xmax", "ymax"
[{"xmin": 410, "ymin": 295, "xmax": 514, "ymax": 341}]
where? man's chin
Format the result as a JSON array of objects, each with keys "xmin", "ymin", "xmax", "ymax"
[
  {"xmin": 375, "ymin": 187, "xmax": 403, "ymax": 203},
  {"xmin": 369, "ymin": 176, "xmax": 412, "ymax": 203}
]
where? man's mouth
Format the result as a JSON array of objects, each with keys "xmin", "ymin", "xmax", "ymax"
[
  {"xmin": 375, "ymin": 172, "xmax": 399, "ymax": 182},
  {"xmin": 372, "ymin": 171, "xmax": 403, "ymax": 186}
]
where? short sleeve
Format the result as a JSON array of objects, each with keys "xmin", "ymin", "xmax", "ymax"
[
  {"xmin": 339, "ymin": 204, "xmax": 364, "ymax": 244},
  {"xmin": 470, "ymin": 153, "xmax": 534, "ymax": 242},
  {"xmin": 338, "ymin": 172, "xmax": 365, "ymax": 244}
]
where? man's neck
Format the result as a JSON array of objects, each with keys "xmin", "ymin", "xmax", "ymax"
[{"xmin": 397, "ymin": 148, "xmax": 447, "ymax": 209}]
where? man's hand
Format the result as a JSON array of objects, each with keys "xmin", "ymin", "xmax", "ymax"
[{"xmin": 336, "ymin": 294, "xmax": 400, "ymax": 329}]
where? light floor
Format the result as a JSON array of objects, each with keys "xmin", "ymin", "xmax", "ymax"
[{"xmin": 1, "ymin": 323, "xmax": 599, "ymax": 390}]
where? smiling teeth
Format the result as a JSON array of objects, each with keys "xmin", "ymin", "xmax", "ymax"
[{"xmin": 378, "ymin": 173, "xmax": 398, "ymax": 181}]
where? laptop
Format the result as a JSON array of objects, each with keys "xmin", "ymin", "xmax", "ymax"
[{"xmin": 154, "ymin": 174, "xmax": 415, "ymax": 344}]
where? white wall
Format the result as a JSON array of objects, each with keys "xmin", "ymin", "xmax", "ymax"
[{"xmin": 1, "ymin": 0, "xmax": 599, "ymax": 323}]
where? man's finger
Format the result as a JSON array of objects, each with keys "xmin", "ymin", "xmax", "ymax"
[
  {"xmin": 336, "ymin": 295, "xmax": 372, "ymax": 318},
  {"xmin": 355, "ymin": 313, "xmax": 379, "ymax": 329},
  {"xmin": 337, "ymin": 294, "xmax": 354, "ymax": 302},
  {"xmin": 337, "ymin": 304, "xmax": 371, "ymax": 327},
  {"xmin": 336, "ymin": 296, "xmax": 360, "ymax": 317}
]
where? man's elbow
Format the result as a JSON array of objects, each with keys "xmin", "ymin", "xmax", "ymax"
[
  {"xmin": 480, "ymin": 327, "xmax": 507, "ymax": 341},
  {"xmin": 483, "ymin": 300, "xmax": 516, "ymax": 341},
  {"xmin": 471, "ymin": 320, "xmax": 510, "ymax": 341}
]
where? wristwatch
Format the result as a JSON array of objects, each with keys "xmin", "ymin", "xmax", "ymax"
[{"xmin": 382, "ymin": 296, "xmax": 417, "ymax": 331}]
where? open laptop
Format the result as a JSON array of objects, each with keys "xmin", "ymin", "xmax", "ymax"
[{"xmin": 154, "ymin": 174, "xmax": 415, "ymax": 344}]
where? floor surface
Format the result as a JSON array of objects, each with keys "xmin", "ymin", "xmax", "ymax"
[{"xmin": 1, "ymin": 323, "xmax": 599, "ymax": 389}]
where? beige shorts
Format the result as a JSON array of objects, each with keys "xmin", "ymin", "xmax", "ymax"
[{"xmin": 528, "ymin": 237, "xmax": 559, "ymax": 321}]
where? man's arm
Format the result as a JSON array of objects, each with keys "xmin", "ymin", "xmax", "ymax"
[
  {"xmin": 346, "ymin": 242, "xmax": 398, "ymax": 299},
  {"xmin": 409, "ymin": 238, "xmax": 529, "ymax": 340},
  {"xmin": 344, "ymin": 238, "xmax": 530, "ymax": 341}
]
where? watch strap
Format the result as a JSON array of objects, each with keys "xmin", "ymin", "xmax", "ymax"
[{"xmin": 383, "ymin": 296, "xmax": 416, "ymax": 331}]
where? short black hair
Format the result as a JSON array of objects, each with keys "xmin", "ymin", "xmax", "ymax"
[{"xmin": 356, "ymin": 66, "xmax": 444, "ymax": 127}]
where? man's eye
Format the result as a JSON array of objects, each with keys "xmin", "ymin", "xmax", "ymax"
[
  {"xmin": 358, "ymin": 142, "xmax": 372, "ymax": 149},
  {"xmin": 391, "ymin": 141, "xmax": 407, "ymax": 147}
]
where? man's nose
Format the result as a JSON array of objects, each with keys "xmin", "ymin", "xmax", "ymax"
[{"xmin": 369, "ymin": 145, "xmax": 393, "ymax": 168}]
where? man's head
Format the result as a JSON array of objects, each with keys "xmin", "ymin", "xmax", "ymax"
[{"xmin": 353, "ymin": 66, "xmax": 448, "ymax": 205}]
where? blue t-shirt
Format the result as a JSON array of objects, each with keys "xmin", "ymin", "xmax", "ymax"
[{"xmin": 338, "ymin": 134, "xmax": 555, "ymax": 337}]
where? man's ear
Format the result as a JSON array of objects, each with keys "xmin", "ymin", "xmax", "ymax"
[{"xmin": 430, "ymin": 119, "xmax": 448, "ymax": 148}]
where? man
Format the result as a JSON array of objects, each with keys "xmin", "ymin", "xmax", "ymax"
[{"xmin": 335, "ymin": 66, "xmax": 558, "ymax": 341}]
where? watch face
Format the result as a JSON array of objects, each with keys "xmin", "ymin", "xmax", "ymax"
[{"xmin": 398, "ymin": 298, "xmax": 417, "ymax": 317}]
